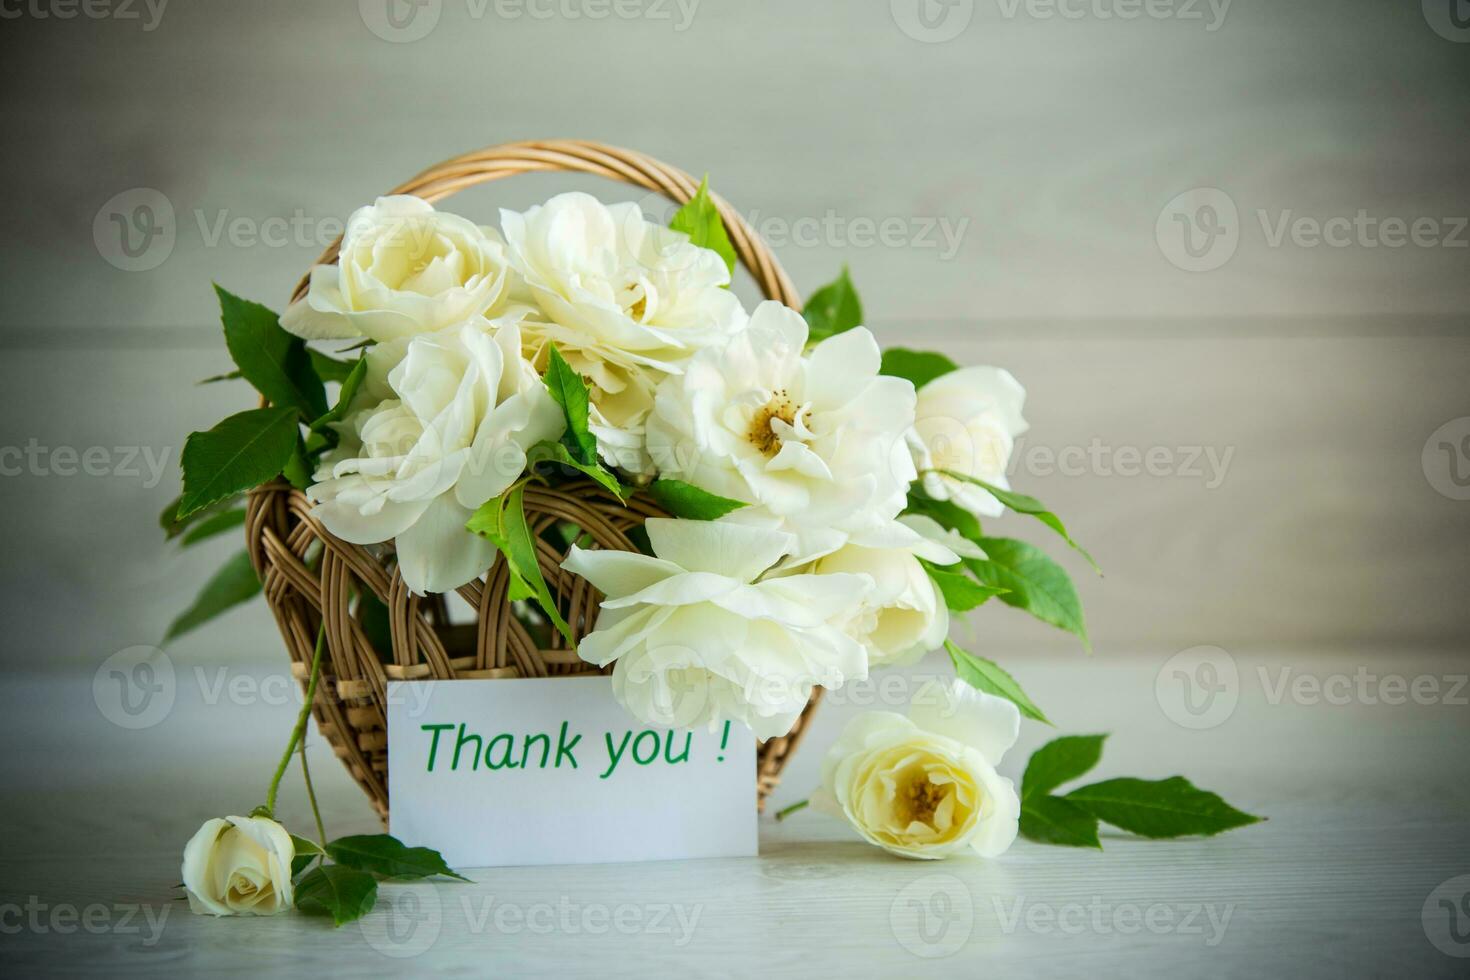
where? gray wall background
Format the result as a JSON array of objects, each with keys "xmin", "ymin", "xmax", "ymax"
[{"xmin": 0, "ymin": 0, "xmax": 1467, "ymax": 672}]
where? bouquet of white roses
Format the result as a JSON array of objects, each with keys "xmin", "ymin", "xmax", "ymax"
[{"xmin": 164, "ymin": 158, "xmax": 1257, "ymax": 924}]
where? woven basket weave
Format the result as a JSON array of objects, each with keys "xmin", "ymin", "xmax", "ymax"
[{"xmin": 246, "ymin": 139, "xmax": 814, "ymax": 819}]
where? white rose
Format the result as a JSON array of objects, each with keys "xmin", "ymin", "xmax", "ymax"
[
  {"xmin": 281, "ymin": 196, "xmax": 511, "ymax": 343},
  {"xmin": 500, "ymin": 192, "xmax": 748, "ymax": 470},
  {"xmin": 908, "ymin": 366, "xmax": 1028, "ymax": 518},
  {"xmin": 799, "ymin": 542, "xmax": 950, "ymax": 668},
  {"xmin": 646, "ymin": 301, "xmax": 917, "ymax": 550},
  {"xmin": 181, "ymin": 815, "xmax": 295, "ymax": 916},
  {"xmin": 561, "ymin": 518, "xmax": 873, "ymax": 740},
  {"xmin": 309, "ymin": 317, "xmax": 565, "ymax": 595},
  {"xmin": 813, "ymin": 679, "xmax": 1021, "ymax": 859}
]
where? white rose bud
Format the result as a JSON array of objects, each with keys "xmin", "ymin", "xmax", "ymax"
[
  {"xmin": 181, "ymin": 815, "xmax": 296, "ymax": 916},
  {"xmin": 813, "ymin": 679, "xmax": 1021, "ymax": 859},
  {"xmin": 908, "ymin": 366, "xmax": 1028, "ymax": 518},
  {"xmin": 281, "ymin": 195, "xmax": 511, "ymax": 343},
  {"xmin": 796, "ymin": 543, "xmax": 949, "ymax": 668}
]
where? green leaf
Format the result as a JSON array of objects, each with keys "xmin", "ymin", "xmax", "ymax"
[
  {"xmin": 325, "ymin": 834, "xmax": 470, "ymax": 882},
  {"xmin": 356, "ymin": 590, "xmax": 393, "ymax": 662},
  {"xmin": 924, "ymin": 563, "xmax": 1006, "ymax": 612},
  {"xmin": 310, "ymin": 356, "xmax": 367, "ymax": 433},
  {"xmin": 293, "ymin": 865, "xmax": 378, "ymax": 927},
  {"xmin": 466, "ymin": 486, "xmax": 574, "ymax": 645},
  {"xmin": 161, "ymin": 493, "xmax": 242, "ymax": 541},
  {"xmin": 177, "ymin": 406, "xmax": 299, "ymax": 519},
  {"xmin": 968, "ymin": 537, "xmax": 1089, "ymax": 652},
  {"xmin": 905, "ymin": 492, "xmax": 983, "ymax": 543},
  {"xmin": 1020, "ymin": 795, "xmax": 1102, "ymax": 849},
  {"xmin": 880, "ymin": 348, "xmax": 958, "ymax": 389},
  {"xmin": 309, "ymin": 349, "xmax": 358, "ymax": 384},
  {"xmin": 1065, "ymin": 777, "xmax": 1264, "ymax": 839},
  {"xmin": 282, "ymin": 438, "xmax": 313, "ymax": 491},
  {"xmin": 942, "ymin": 473, "xmax": 1098, "ymax": 572},
  {"xmin": 197, "ymin": 370, "xmax": 242, "ymax": 385},
  {"xmin": 1022, "ymin": 734, "xmax": 1108, "ymax": 801},
  {"xmin": 179, "ymin": 507, "xmax": 247, "ymax": 547},
  {"xmin": 945, "ymin": 640, "xmax": 1051, "ymax": 725},
  {"xmin": 543, "ymin": 344, "xmax": 599, "ymax": 466},
  {"xmin": 668, "ymin": 176, "xmax": 737, "ymax": 277},
  {"xmin": 164, "ymin": 550, "xmax": 261, "ymax": 643},
  {"xmin": 290, "ymin": 835, "xmax": 325, "ymax": 878},
  {"xmin": 646, "ymin": 479, "xmax": 747, "ymax": 521},
  {"xmin": 215, "ymin": 285, "xmax": 327, "ymax": 421},
  {"xmin": 528, "ymin": 441, "xmax": 625, "ymax": 501},
  {"xmin": 803, "ymin": 266, "xmax": 863, "ymax": 342}
]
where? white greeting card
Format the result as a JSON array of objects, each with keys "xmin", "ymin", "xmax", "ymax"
[{"xmin": 386, "ymin": 677, "xmax": 757, "ymax": 868}]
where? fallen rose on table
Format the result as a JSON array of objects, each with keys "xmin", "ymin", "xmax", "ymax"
[{"xmin": 178, "ymin": 630, "xmax": 467, "ymax": 925}]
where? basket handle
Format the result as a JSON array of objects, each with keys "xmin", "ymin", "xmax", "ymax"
[{"xmin": 290, "ymin": 138, "xmax": 801, "ymax": 311}]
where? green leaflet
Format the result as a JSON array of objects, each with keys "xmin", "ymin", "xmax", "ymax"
[
  {"xmin": 164, "ymin": 550, "xmax": 261, "ymax": 643},
  {"xmin": 215, "ymin": 285, "xmax": 326, "ymax": 421},
  {"xmin": 941, "ymin": 472, "xmax": 1099, "ymax": 572},
  {"xmin": 308, "ymin": 349, "xmax": 358, "ymax": 385},
  {"xmin": 543, "ymin": 344, "xmax": 599, "ymax": 466},
  {"xmin": 880, "ymin": 348, "xmax": 958, "ymax": 389},
  {"xmin": 309, "ymin": 355, "xmax": 367, "ymax": 433},
  {"xmin": 356, "ymin": 589, "xmax": 394, "ymax": 663},
  {"xmin": 646, "ymin": 479, "xmax": 747, "ymax": 521},
  {"xmin": 290, "ymin": 835, "xmax": 325, "ymax": 878},
  {"xmin": 324, "ymin": 834, "xmax": 469, "ymax": 882},
  {"xmin": 1019, "ymin": 795, "xmax": 1102, "ymax": 849},
  {"xmin": 179, "ymin": 507, "xmax": 247, "ymax": 547},
  {"xmin": 945, "ymin": 640, "xmax": 1050, "ymax": 725},
  {"xmin": 669, "ymin": 176, "xmax": 737, "ymax": 277},
  {"xmin": 528, "ymin": 441, "xmax": 626, "ymax": 502},
  {"xmin": 968, "ymin": 537, "xmax": 1089, "ymax": 651},
  {"xmin": 803, "ymin": 266, "xmax": 864, "ymax": 343},
  {"xmin": 924, "ymin": 562, "xmax": 1006, "ymax": 612},
  {"xmin": 177, "ymin": 406, "xmax": 299, "ymax": 519},
  {"xmin": 161, "ymin": 493, "xmax": 242, "ymax": 541},
  {"xmin": 1021, "ymin": 734, "xmax": 1107, "ymax": 801},
  {"xmin": 293, "ymin": 865, "xmax": 378, "ymax": 927},
  {"xmin": 1015, "ymin": 736, "xmax": 1264, "ymax": 848},
  {"xmin": 1065, "ymin": 777, "xmax": 1264, "ymax": 839},
  {"xmin": 466, "ymin": 486, "xmax": 574, "ymax": 646}
]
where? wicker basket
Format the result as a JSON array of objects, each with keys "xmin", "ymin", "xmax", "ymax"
[{"xmin": 245, "ymin": 139, "xmax": 815, "ymax": 819}]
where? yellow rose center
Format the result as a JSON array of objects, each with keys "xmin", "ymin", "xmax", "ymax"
[
  {"xmin": 747, "ymin": 392, "xmax": 804, "ymax": 458},
  {"xmin": 899, "ymin": 772, "xmax": 952, "ymax": 828}
]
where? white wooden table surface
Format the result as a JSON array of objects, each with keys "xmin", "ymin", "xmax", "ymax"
[{"xmin": 2, "ymin": 648, "xmax": 1467, "ymax": 977}]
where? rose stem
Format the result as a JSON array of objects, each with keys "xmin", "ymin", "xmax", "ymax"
[
  {"xmin": 774, "ymin": 799, "xmax": 809, "ymax": 821},
  {"xmin": 265, "ymin": 624, "xmax": 325, "ymax": 818},
  {"xmin": 298, "ymin": 735, "xmax": 327, "ymax": 847}
]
